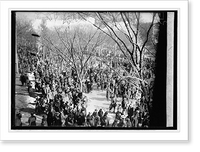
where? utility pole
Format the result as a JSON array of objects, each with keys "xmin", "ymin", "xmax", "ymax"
[{"xmin": 15, "ymin": 12, "xmax": 19, "ymax": 74}]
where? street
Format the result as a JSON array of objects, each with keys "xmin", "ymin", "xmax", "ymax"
[{"xmin": 84, "ymin": 90, "xmax": 116, "ymax": 125}]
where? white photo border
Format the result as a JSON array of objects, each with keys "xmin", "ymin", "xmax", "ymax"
[{"xmin": 0, "ymin": 0, "xmax": 188, "ymax": 141}]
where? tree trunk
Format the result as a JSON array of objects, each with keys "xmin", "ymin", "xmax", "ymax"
[{"xmin": 79, "ymin": 79, "xmax": 83, "ymax": 92}]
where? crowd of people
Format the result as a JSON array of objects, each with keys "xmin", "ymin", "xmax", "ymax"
[
  {"xmin": 16, "ymin": 51, "xmax": 152, "ymax": 128},
  {"xmin": 97, "ymin": 71, "xmax": 150, "ymax": 128},
  {"xmin": 17, "ymin": 70, "xmax": 150, "ymax": 128}
]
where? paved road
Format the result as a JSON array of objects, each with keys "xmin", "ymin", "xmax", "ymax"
[{"xmin": 84, "ymin": 90, "xmax": 116, "ymax": 124}]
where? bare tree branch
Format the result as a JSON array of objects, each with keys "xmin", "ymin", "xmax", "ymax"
[
  {"xmin": 140, "ymin": 13, "xmax": 156, "ymax": 52},
  {"xmin": 42, "ymin": 35, "xmax": 73, "ymax": 64},
  {"xmin": 96, "ymin": 12, "xmax": 132, "ymax": 56},
  {"xmin": 96, "ymin": 57, "xmax": 147, "ymax": 89},
  {"xmin": 144, "ymin": 47, "xmax": 156, "ymax": 58},
  {"xmin": 124, "ymin": 12, "xmax": 137, "ymax": 38},
  {"xmin": 78, "ymin": 13, "xmax": 129, "ymax": 61},
  {"xmin": 120, "ymin": 12, "xmax": 134, "ymax": 45},
  {"xmin": 109, "ymin": 12, "xmax": 133, "ymax": 44},
  {"xmin": 97, "ymin": 13, "xmax": 140, "ymax": 71},
  {"xmin": 54, "ymin": 26, "xmax": 71, "ymax": 52},
  {"xmin": 134, "ymin": 12, "xmax": 140, "ymax": 36}
]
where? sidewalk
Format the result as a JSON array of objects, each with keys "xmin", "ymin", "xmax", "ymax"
[{"xmin": 15, "ymin": 74, "xmax": 43, "ymax": 126}]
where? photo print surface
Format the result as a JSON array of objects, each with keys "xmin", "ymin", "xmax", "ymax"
[{"xmin": 12, "ymin": 11, "xmax": 177, "ymax": 130}]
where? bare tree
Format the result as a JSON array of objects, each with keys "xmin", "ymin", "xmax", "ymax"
[
  {"xmin": 16, "ymin": 17, "xmax": 38, "ymax": 73},
  {"xmin": 57, "ymin": 26, "xmax": 105, "ymax": 91},
  {"xmin": 39, "ymin": 15, "xmax": 105, "ymax": 91},
  {"xmin": 79, "ymin": 12, "xmax": 158, "ymax": 108}
]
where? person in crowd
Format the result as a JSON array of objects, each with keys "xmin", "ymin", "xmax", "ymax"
[
  {"xmin": 121, "ymin": 96, "xmax": 127, "ymax": 115},
  {"xmin": 106, "ymin": 83, "xmax": 110, "ymax": 100},
  {"xmin": 127, "ymin": 104, "xmax": 134, "ymax": 120},
  {"xmin": 28, "ymin": 113, "xmax": 36, "ymax": 126},
  {"xmin": 112, "ymin": 119, "xmax": 120, "ymax": 127},
  {"xmin": 20, "ymin": 73, "xmax": 27, "ymax": 86},
  {"xmin": 54, "ymin": 112, "xmax": 62, "ymax": 126},
  {"xmin": 92, "ymin": 109, "xmax": 98, "ymax": 117},
  {"xmin": 100, "ymin": 111, "xmax": 109, "ymax": 127},
  {"xmin": 98, "ymin": 109, "xmax": 104, "ymax": 118},
  {"xmin": 132, "ymin": 109, "xmax": 140, "ymax": 127},
  {"xmin": 47, "ymin": 108, "xmax": 54, "ymax": 127},
  {"xmin": 96, "ymin": 75, "xmax": 101, "ymax": 90},
  {"xmin": 65, "ymin": 108, "xmax": 74, "ymax": 127},
  {"xmin": 76, "ymin": 111, "xmax": 86, "ymax": 127},
  {"xmin": 109, "ymin": 96, "xmax": 117, "ymax": 113},
  {"xmin": 126, "ymin": 117, "xmax": 132, "ymax": 128},
  {"xmin": 86, "ymin": 112, "xmax": 93, "ymax": 127},
  {"xmin": 15, "ymin": 111, "xmax": 22, "ymax": 126},
  {"xmin": 45, "ymin": 84, "xmax": 51, "ymax": 102},
  {"xmin": 41, "ymin": 115, "xmax": 48, "ymax": 127},
  {"xmin": 100, "ymin": 75, "xmax": 104, "ymax": 91},
  {"xmin": 118, "ymin": 117, "xmax": 127, "ymax": 127},
  {"xmin": 93, "ymin": 112, "xmax": 101, "ymax": 127},
  {"xmin": 115, "ymin": 110, "xmax": 122, "ymax": 121}
]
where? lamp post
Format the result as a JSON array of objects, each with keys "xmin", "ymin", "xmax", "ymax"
[{"xmin": 15, "ymin": 21, "xmax": 19, "ymax": 74}]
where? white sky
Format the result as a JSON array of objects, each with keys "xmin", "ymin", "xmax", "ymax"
[
  {"xmin": 16, "ymin": 12, "xmax": 159, "ymax": 31},
  {"xmin": 16, "ymin": 12, "xmax": 96, "ymax": 30}
]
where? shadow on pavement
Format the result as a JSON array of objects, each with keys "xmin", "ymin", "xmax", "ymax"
[
  {"xmin": 96, "ymin": 92, "xmax": 106, "ymax": 96},
  {"xmin": 90, "ymin": 97, "xmax": 106, "ymax": 101},
  {"xmin": 16, "ymin": 84, "xmax": 23, "ymax": 87},
  {"xmin": 102, "ymin": 102, "xmax": 110, "ymax": 106},
  {"xmin": 16, "ymin": 92, "xmax": 29, "ymax": 96},
  {"xmin": 20, "ymin": 107, "xmax": 35, "ymax": 114},
  {"xmin": 29, "ymin": 91, "xmax": 42, "ymax": 98},
  {"xmin": 28, "ymin": 102, "xmax": 36, "ymax": 105}
]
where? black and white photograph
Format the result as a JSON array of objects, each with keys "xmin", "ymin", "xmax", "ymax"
[
  {"xmin": 11, "ymin": 11, "xmax": 177, "ymax": 130},
  {"xmin": 0, "ymin": 0, "xmax": 191, "ymax": 143}
]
